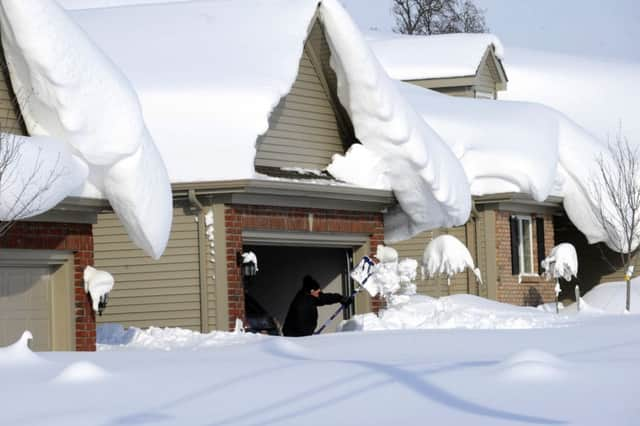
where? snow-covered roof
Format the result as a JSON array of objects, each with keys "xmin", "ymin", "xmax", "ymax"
[
  {"xmin": 69, "ymin": 0, "xmax": 319, "ymax": 183},
  {"xmin": 367, "ymin": 32, "xmax": 505, "ymax": 81},
  {"xmin": 1, "ymin": 0, "xmax": 473, "ymax": 251},
  {"xmin": 500, "ymin": 47, "xmax": 640, "ymax": 145},
  {"xmin": 0, "ymin": 0, "xmax": 172, "ymax": 259}
]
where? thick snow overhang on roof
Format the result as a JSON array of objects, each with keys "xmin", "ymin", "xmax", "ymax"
[
  {"xmin": 368, "ymin": 32, "xmax": 506, "ymax": 84},
  {"xmin": 64, "ymin": 0, "xmax": 471, "ymax": 240},
  {"xmin": 0, "ymin": 0, "xmax": 172, "ymax": 258}
]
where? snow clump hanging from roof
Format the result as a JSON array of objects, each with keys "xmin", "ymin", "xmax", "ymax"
[
  {"xmin": 319, "ymin": 0, "xmax": 472, "ymax": 242},
  {"xmin": 0, "ymin": 0, "xmax": 172, "ymax": 258}
]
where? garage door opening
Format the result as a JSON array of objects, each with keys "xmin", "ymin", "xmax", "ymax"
[{"xmin": 243, "ymin": 245, "xmax": 354, "ymax": 335}]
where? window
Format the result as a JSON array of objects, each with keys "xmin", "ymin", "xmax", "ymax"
[{"xmin": 509, "ymin": 215, "xmax": 535, "ymax": 275}]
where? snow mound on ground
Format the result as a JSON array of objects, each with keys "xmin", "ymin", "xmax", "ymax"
[
  {"xmin": 369, "ymin": 32, "xmax": 504, "ymax": 80},
  {"xmin": 0, "ymin": 331, "xmax": 42, "ymax": 366},
  {"xmin": 0, "ymin": 1, "xmax": 171, "ymax": 258},
  {"xmin": 423, "ymin": 235, "xmax": 482, "ymax": 283},
  {"xmin": 497, "ymin": 349, "xmax": 568, "ymax": 382},
  {"xmin": 53, "ymin": 361, "xmax": 109, "ymax": 383},
  {"xmin": 97, "ymin": 324, "xmax": 265, "ymax": 351},
  {"xmin": 564, "ymin": 279, "xmax": 640, "ymax": 314},
  {"xmin": 541, "ymin": 243, "xmax": 578, "ymax": 281},
  {"xmin": 340, "ymin": 294, "xmax": 573, "ymax": 331},
  {"xmin": 320, "ymin": 0, "xmax": 471, "ymax": 242},
  {"xmin": 0, "ymin": 135, "xmax": 87, "ymax": 220}
]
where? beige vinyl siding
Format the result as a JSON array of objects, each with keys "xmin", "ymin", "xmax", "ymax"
[
  {"xmin": 474, "ymin": 54, "xmax": 497, "ymax": 96},
  {"xmin": 0, "ymin": 53, "xmax": 25, "ymax": 135},
  {"xmin": 94, "ymin": 202, "xmax": 204, "ymax": 330},
  {"xmin": 255, "ymin": 48, "xmax": 343, "ymax": 170}
]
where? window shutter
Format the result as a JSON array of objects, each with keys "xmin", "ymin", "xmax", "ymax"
[
  {"xmin": 509, "ymin": 216, "xmax": 520, "ymax": 275},
  {"xmin": 536, "ymin": 217, "xmax": 546, "ymax": 274}
]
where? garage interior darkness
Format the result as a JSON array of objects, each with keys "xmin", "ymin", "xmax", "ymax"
[{"xmin": 243, "ymin": 245, "xmax": 354, "ymax": 334}]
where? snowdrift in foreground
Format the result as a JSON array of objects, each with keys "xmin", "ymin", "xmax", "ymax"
[
  {"xmin": 320, "ymin": 0, "xmax": 471, "ymax": 241},
  {"xmin": 340, "ymin": 294, "xmax": 575, "ymax": 331},
  {"xmin": 0, "ymin": 134, "xmax": 87, "ymax": 220},
  {"xmin": 0, "ymin": 1, "xmax": 171, "ymax": 258}
]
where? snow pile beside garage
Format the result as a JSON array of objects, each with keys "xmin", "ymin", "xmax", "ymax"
[
  {"xmin": 340, "ymin": 294, "xmax": 575, "ymax": 331},
  {"xmin": 0, "ymin": 1, "xmax": 172, "ymax": 259},
  {"xmin": 368, "ymin": 32, "xmax": 504, "ymax": 80},
  {"xmin": 97, "ymin": 324, "xmax": 265, "ymax": 351}
]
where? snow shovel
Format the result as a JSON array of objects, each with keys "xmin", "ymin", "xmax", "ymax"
[{"xmin": 313, "ymin": 256, "xmax": 375, "ymax": 335}]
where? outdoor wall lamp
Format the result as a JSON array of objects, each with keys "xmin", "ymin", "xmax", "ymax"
[{"xmin": 237, "ymin": 251, "xmax": 258, "ymax": 277}]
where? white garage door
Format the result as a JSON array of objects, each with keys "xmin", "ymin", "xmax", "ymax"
[{"xmin": 0, "ymin": 266, "xmax": 52, "ymax": 351}]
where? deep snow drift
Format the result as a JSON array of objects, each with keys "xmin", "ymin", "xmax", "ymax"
[
  {"xmin": 0, "ymin": 0, "xmax": 172, "ymax": 258},
  {"xmin": 2, "ymin": 299, "xmax": 639, "ymax": 425}
]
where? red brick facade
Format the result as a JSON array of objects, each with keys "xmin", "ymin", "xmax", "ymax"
[
  {"xmin": 0, "ymin": 222, "xmax": 96, "ymax": 351},
  {"xmin": 495, "ymin": 211, "xmax": 556, "ymax": 305},
  {"xmin": 224, "ymin": 205, "xmax": 385, "ymax": 330}
]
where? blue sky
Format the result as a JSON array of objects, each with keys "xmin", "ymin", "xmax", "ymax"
[{"xmin": 340, "ymin": 0, "xmax": 640, "ymax": 62}]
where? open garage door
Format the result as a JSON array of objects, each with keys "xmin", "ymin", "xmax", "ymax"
[{"xmin": 243, "ymin": 245, "xmax": 353, "ymax": 334}]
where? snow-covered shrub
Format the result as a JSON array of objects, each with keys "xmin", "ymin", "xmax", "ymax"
[{"xmin": 422, "ymin": 235, "xmax": 482, "ymax": 286}]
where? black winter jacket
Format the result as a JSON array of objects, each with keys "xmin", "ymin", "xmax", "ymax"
[{"xmin": 282, "ymin": 290, "xmax": 344, "ymax": 337}]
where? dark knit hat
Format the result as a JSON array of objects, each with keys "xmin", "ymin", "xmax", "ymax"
[{"xmin": 302, "ymin": 275, "xmax": 320, "ymax": 291}]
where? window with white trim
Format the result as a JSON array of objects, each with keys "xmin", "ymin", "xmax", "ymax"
[{"xmin": 510, "ymin": 215, "xmax": 535, "ymax": 275}]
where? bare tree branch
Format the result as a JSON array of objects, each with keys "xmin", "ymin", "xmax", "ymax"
[
  {"xmin": 393, "ymin": 0, "xmax": 488, "ymax": 35},
  {"xmin": 590, "ymin": 127, "xmax": 640, "ymax": 311}
]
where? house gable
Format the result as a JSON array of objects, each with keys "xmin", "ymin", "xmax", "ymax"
[
  {"xmin": 404, "ymin": 46, "xmax": 508, "ymax": 99},
  {"xmin": 254, "ymin": 19, "xmax": 355, "ymax": 173}
]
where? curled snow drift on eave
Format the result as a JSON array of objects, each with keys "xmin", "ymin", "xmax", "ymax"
[
  {"xmin": 368, "ymin": 32, "xmax": 504, "ymax": 81},
  {"xmin": 68, "ymin": 0, "xmax": 319, "ymax": 183},
  {"xmin": 319, "ymin": 0, "xmax": 471, "ymax": 242},
  {"xmin": 0, "ymin": 0, "xmax": 172, "ymax": 258},
  {"xmin": 0, "ymin": 134, "xmax": 87, "ymax": 220},
  {"xmin": 395, "ymin": 82, "xmax": 632, "ymax": 252}
]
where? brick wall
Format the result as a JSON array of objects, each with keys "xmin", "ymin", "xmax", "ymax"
[
  {"xmin": 224, "ymin": 205, "xmax": 385, "ymax": 330},
  {"xmin": 495, "ymin": 211, "xmax": 556, "ymax": 306},
  {"xmin": 0, "ymin": 222, "xmax": 96, "ymax": 351}
]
